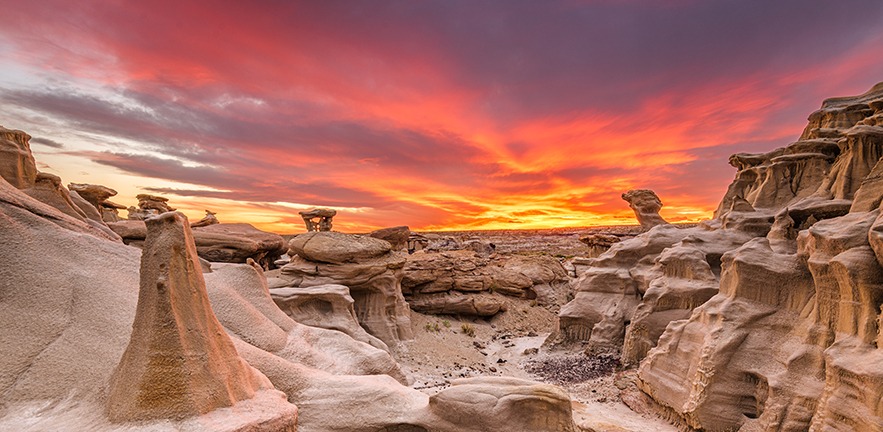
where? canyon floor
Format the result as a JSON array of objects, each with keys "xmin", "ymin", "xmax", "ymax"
[{"xmin": 400, "ymin": 226, "xmax": 676, "ymax": 431}]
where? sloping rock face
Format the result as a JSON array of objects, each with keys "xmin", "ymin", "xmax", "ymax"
[
  {"xmin": 274, "ymin": 231, "xmax": 415, "ymax": 347},
  {"xmin": 628, "ymin": 82, "xmax": 883, "ymax": 431}
]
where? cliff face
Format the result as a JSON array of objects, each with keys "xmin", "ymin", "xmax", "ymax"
[
  {"xmin": 559, "ymin": 82, "xmax": 883, "ymax": 431},
  {"xmin": 640, "ymin": 84, "xmax": 883, "ymax": 431}
]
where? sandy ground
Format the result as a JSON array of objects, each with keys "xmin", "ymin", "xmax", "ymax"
[{"xmin": 396, "ymin": 298, "xmax": 677, "ymax": 432}]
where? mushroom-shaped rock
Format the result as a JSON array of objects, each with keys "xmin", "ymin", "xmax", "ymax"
[
  {"xmin": 105, "ymin": 212, "xmax": 297, "ymax": 428},
  {"xmin": 277, "ymin": 231, "xmax": 413, "ymax": 347},
  {"xmin": 299, "ymin": 207, "xmax": 336, "ymax": 232},
  {"xmin": 622, "ymin": 189, "xmax": 668, "ymax": 231},
  {"xmin": 0, "ymin": 126, "xmax": 37, "ymax": 189}
]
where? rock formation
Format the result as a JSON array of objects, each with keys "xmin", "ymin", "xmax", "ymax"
[
  {"xmin": 299, "ymin": 207, "xmax": 336, "ymax": 231},
  {"xmin": 127, "ymin": 193, "xmax": 175, "ymax": 220},
  {"xmin": 191, "ymin": 209, "xmax": 219, "ymax": 227},
  {"xmin": 270, "ymin": 283, "xmax": 390, "ymax": 352},
  {"xmin": 273, "ymin": 231, "xmax": 414, "ymax": 347},
  {"xmin": 0, "ymin": 126, "xmax": 37, "ymax": 189},
  {"xmin": 0, "ymin": 137, "xmax": 579, "ymax": 432},
  {"xmin": 108, "ymin": 219, "xmax": 287, "ymax": 268},
  {"xmin": 105, "ymin": 212, "xmax": 297, "ymax": 429},
  {"xmin": 68, "ymin": 182, "xmax": 126, "ymax": 222},
  {"xmin": 403, "ymin": 250, "xmax": 570, "ymax": 306},
  {"xmin": 369, "ymin": 225, "xmax": 411, "ymax": 250},
  {"xmin": 558, "ymin": 82, "xmax": 883, "ymax": 431},
  {"xmin": 622, "ymin": 189, "xmax": 668, "ymax": 231}
]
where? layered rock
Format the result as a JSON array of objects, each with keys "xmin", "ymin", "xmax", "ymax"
[
  {"xmin": 369, "ymin": 225, "xmax": 411, "ymax": 250},
  {"xmin": 273, "ymin": 231, "xmax": 414, "ymax": 347},
  {"xmin": 629, "ymin": 83, "xmax": 883, "ymax": 431},
  {"xmin": 127, "ymin": 193, "xmax": 175, "ymax": 220},
  {"xmin": 270, "ymin": 284, "xmax": 390, "ymax": 352},
  {"xmin": 0, "ymin": 126, "xmax": 37, "ymax": 189},
  {"xmin": 622, "ymin": 189, "xmax": 668, "ymax": 231},
  {"xmin": 403, "ymin": 250, "xmax": 570, "ymax": 306},
  {"xmin": 407, "ymin": 292, "xmax": 507, "ymax": 317},
  {"xmin": 109, "ymin": 219, "xmax": 286, "ymax": 268},
  {"xmin": 68, "ymin": 183, "xmax": 126, "ymax": 222}
]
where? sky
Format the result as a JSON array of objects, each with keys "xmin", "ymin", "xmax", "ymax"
[{"xmin": 1, "ymin": 0, "xmax": 883, "ymax": 233}]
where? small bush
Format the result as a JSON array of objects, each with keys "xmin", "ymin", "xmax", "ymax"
[
  {"xmin": 424, "ymin": 322, "xmax": 441, "ymax": 333},
  {"xmin": 442, "ymin": 320, "xmax": 451, "ymax": 328},
  {"xmin": 461, "ymin": 323, "xmax": 475, "ymax": 337}
]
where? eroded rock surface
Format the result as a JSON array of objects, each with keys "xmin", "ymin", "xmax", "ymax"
[
  {"xmin": 622, "ymin": 189, "xmax": 668, "ymax": 231},
  {"xmin": 274, "ymin": 231, "xmax": 415, "ymax": 347},
  {"xmin": 0, "ymin": 126, "xmax": 37, "ymax": 189}
]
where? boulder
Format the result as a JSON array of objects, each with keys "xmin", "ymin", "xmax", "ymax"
[
  {"xmin": 368, "ymin": 225, "xmax": 411, "ymax": 250},
  {"xmin": 289, "ymin": 231, "xmax": 391, "ymax": 264},
  {"xmin": 407, "ymin": 293, "xmax": 507, "ymax": 317}
]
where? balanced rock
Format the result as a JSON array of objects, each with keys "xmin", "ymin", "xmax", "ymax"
[
  {"xmin": 0, "ymin": 126, "xmax": 37, "ymax": 189},
  {"xmin": 622, "ymin": 189, "xmax": 668, "ymax": 231},
  {"xmin": 299, "ymin": 207, "xmax": 335, "ymax": 232},
  {"xmin": 191, "ymin": 209, "xmax": 219, "ymax": 228}
]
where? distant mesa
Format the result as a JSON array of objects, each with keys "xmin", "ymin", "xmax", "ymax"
[{"xmin": 299, "ymin": 207, "xmax": 336, "ymax": 231}]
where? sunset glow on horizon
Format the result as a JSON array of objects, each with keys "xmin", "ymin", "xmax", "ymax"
[{"xmin": 2, "ymin": 0, "xmax": 883, "ymax": 233}]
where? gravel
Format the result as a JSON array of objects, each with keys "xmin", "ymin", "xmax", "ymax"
[{"xmin": 525, "ymin": 354, "xmax": 621, "ymax": 385}]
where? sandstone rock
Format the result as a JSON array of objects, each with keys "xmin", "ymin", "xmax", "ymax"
[
  {"xmin": 299, "ymin": 207, "xmax": 336, "ymax": 232},
  {"xmin": 105, "ymin": 212, "xmax": 292, "ymax": 426},
  {"xmin": 206, "ymin": 262, "xmax": 407, "ymax": 384},
  {"xmin": 24, "ymin": 173, "xmax": 89, "ymax": 220},
  {"xmin": 110, "ymin": 219, "xmax": 287, "ymax": 268},
  {"xmin": 369, "ymin": 225, "xmax": 410, "ymax": 250},
  {"xmin": 407, "ymin": 292, "xmax": 507, "ymax": 317},
  {"xmin": 0, "ymin": 180, "xmax": 295, "ymax": 432},
  {"xmin": 0, "ymin": 126, "xmax": 37, "ymax": 189},
  {"xmin": 403, "ymin": 250, "xmax": 569, "ymax": 304},
  {"xmin": 137, "ymin": 193, "xmax": 174, "ymax": 212},
  {"xmin": 276, "ymin": 232, "xmax": 414, "ymax": 347},
  {"xmin": 191, "ymin": 209, "xmax": 219, "ymax": 228},
  {"xmin": 289, "ymin": 231, "xmax": 391, "ymax": 264},
  {"xmin": 100, "ymin": 199, "xmax": 126, "ymax": 222},
  {"xmin": 622, "ymin": 189, "xmax": 668, "ymax": 231},
  {"xmin": 68, "ymin": 182, "xmax": 117, "ymax": 208},
  {"xmin": 579, "ymin": 233, "xmax": 624, "ymax": 257},
  {"xmin": 270, "ymin": 284, "xmax": 390, "ymax": 352}
]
